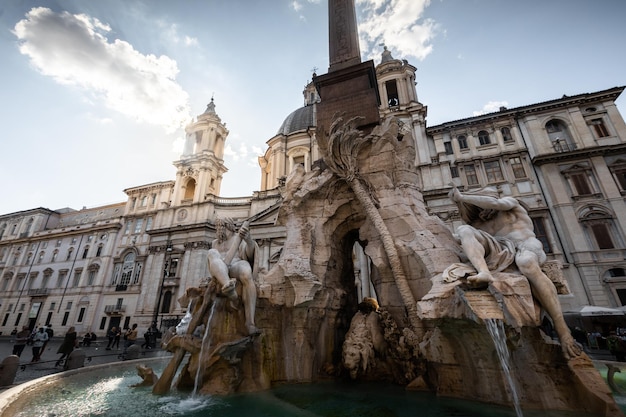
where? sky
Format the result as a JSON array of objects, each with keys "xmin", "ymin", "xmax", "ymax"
[{"xmin": 1, "ymin": 0, "xmax": 625, "ymax": 215}]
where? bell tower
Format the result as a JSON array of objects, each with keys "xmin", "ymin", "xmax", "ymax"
[{"xmin": 172, "ymin": 98, "xmax": 228, "ymax": 205}]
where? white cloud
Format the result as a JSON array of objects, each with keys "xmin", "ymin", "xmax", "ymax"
[
  {"xmin": 13, "ymin": 7, "xmax": 191, "ymax": 133},
  {"xmin": 291, "ymin": 1, "xmax": 303, "ymax": 12},
  {"xmin": 357, "ymin": 0, "xmax": 438, "ymax": 62},
  {"xmin": 184, "ymin": 36, "xmax": 199, "ymax": 46},
  {"xmin": 473, "ymin": 101, "xmax": 509, "ymax": 116}
]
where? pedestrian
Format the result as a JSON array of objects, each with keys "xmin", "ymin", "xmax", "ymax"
[
  {"xmin": 113, "ymin": 327, "xmax": 121, "ymax": 350},
  {"xmin": 42, "ymin": 325, "xmax": 54, "ymax": 353},
  {"xmin": 12, "ymin": 326, "xmax": 30, "ymax": 357},
  {"xmin": 122, "ymin": 323, "xmax": 138, "ymax": 358},
  {"xmin": 82, "ymin": 332, "xmax": 92, "ymax": 347},
  {"xmin": 141, "ymin": 329, "xmax": 153, "ymax": 349},
  {"xmin": 56, "ymin": 326, "xmax": 77, "ymax": 367},
  {"xmin": 105, "ymin": 327, "xmax": 117, "ymax": 350},
  {"xmin": 10, "ymin": 327, "xmax": 18, "ymax": 343},
  {"xmin": 30, "ymin": 327, "xmax": 49, "ymax": 362}
]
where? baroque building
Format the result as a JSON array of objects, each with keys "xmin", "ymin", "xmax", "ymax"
[{"xmin": 0, "ymin": 47, "xmax": 624, "ymax": 337}]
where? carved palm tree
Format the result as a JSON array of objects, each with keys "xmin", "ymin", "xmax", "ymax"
[{"xmin": 318, "ymin": 115, "xmax": 421, "ymax": 334}]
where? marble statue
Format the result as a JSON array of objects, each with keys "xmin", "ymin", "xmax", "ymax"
[
  {"xmin": 448, "ymin": 185, "xmax": 582, "ymax": 359},
  {"xmin": 207, "ymin": 218, "xmax": 260, "ymax": 335}
]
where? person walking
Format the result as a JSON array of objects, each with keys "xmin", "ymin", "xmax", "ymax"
[
  {"xmin": 122, "ymin": 323, "xmax": 138, "ymax": 358},
  {"xmin": 105, "ymin": 327, "xmax": 117, "ymax": 350},
  {"xmin": 112, "ymin": 327, "xmax": 121, "ymax": 350},
  {"xmin": 55, "ymin": 326, "xmax": 77, "ymax": 367},
  {"xmin": 12, "ymin": 326, "xmax": 30, "ymax": 357},
  {"xmin": 30, "ymin": 327, "xmax": 49, "ymax": 362}
]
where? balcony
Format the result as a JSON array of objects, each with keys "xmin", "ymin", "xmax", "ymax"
[
  {"xmin": 28, "ymin": 288, "xmax": 49, "ymax": 297},
  {"xmin": 104, "ymin": 305, "xmax": 126, "ymax": 314}
]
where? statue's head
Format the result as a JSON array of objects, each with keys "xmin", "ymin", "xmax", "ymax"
[
  {"xmin": 215, "ymin": 217, "xmax": 236, "ymax": 241},
  {"xmin": 457, "ymin": 186, "xmax": 500, "ymax": 224}
]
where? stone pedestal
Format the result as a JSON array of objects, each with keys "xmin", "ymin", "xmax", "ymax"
[{"xmin": 0, "ymin": 356, "xmax": 19, "ymax": 386}]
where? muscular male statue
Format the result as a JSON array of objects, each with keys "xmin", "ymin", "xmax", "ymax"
[
  {"xmin": 207, "ymin": 218, "xmax": 259, "ymax": 335},
  {"xmin": 449, "ymin": 186, "xmax": 581, "ymax": 359}
]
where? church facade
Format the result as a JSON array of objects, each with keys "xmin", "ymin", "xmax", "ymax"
[{"xmin": 0, "ymin": 48, "xmax": 625, "ymax": 336}]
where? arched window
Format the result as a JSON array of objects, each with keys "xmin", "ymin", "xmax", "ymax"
[
  {"xmin": 579, "ymin": 206, "xmax": 621, "ymax": 250},
  {"xmin": 457, "ymin": 135, "xmax": 468, "ymax": 150},
  {"xmin": 96, "ymin": 244, "xmax": 103, "ymax": 257},
  {"xmin": 545, "ymin": 119, "xmax": 575, "ymax": 152},
  {"xmin": 120, "ymin": 252, "xmax": 136, "ymax": 286},
  {"xmin": 385, "ymin": 80, "xmax": 399, "ymax": 107},
  {"xmin": 184, "ymin": 178, "xmax": 196, "ymax": 200},
  {"xmin": 477, "ymin": 130, "xmax": 491, "ymax": 145}
]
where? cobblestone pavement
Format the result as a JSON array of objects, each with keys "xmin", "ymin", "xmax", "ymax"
[{"xmin": 0, "ymin": 336, "xmax": 171, "ymax": 389}]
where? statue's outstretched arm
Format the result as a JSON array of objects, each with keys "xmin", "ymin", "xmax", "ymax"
[{"xmin": 452, "ymin": 188, "xmax": 517, "ymax": 212}]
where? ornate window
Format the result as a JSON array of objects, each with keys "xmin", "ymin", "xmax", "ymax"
[
  {"xmin": 87, "ymin": 264, "xmax": 99, "ymax": 286},
  {"xmin": 531, "ymin": 217, "xmax": 552, "ymax": 254},
  {"xmin": 589, "ymin": 118, "xmax": 610, "ymax": 138},
  {"xmin": 464, "ymin": 164, "xmax": 479, "ymax": 186},
  {"xmin": 82, "ymin": 246, "xmax": 89, "ymax": 259},
  {"xmin": 385, "ymin": 80, "xmax": 399, "ymax": 107},
  {"xmin": 546, "ymin": 119, "xmax": 575, "ymax": 152},
  {"xmin": 72, "ymin": 270, "xmax": 82, "ymax": 287},
  {"xmin": 608, "ymin": 158, "xmax": 626, "ymax": 193},
  {"xmin": 183, "ymin": 178, "xmax": 196, "ymax": 200},
  {"xmin": 113, "ymin": 252, "xmax": 143, "ymax": 286},
  {"xmin": 444, "ymin": 141, "xmax": 453, "ymax": 155},
  {"xmin": 560, "ymin": 163, "xmax": 599, "ymax": 198},
  {"xmin": 457, "ymin": 135, "xmax": 468, "ymax": 150},
  {"xmin": 66, "ymin": 247, "xmax": 74, "ymax": 261},
  {"xmin": 501, "ymin": 127, "xmax": 513, "ymax": 142},
  {"xmin": 134, "ymin": 218, "xmax": 143, "ymax": 234},
  {"xmin": 450, "ymin": 166, "xmax": 459, "ymax": 178},
  {"xmin": 509, "ymin": 157, "xmax": 527, "ymax": 179},
  {"xmin": 484, "ymin": 160, "xmax": 504, "ymax": 182},
  {"xmin": 579, "ymin": 206, "xmax": 621, "ymax": 250},
  {"xmin": 477, "ymin": 130, "xmax": 491, "ymax": 146}
]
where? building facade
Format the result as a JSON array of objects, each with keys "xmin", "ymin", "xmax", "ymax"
[{"xmin": 1, "ymin": 48, "xmax": 624, "ymax": 337}]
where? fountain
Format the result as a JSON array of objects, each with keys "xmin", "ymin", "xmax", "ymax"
[{"xmin": 0, "ymin": 1, "xmax": 623, "ymax": 416}]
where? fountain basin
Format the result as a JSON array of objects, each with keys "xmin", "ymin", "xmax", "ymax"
[{"xmin": 0, "ymin": 357, "xmax": 623, "ymax": 417}]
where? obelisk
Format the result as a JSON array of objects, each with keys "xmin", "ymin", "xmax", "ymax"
[{"xmin": 314, "ymin": 0, "xmax": 380, "ymax": 136}]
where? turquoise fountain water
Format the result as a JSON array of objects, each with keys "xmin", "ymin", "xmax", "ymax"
[{"xmin": 5, "ymin": 360, "xmax": 621, "ymax": 417}]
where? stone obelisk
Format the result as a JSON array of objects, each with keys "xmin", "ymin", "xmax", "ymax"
[{"xmin": 314, "ymin": 0, "xmax": 380, "ymax": 136}]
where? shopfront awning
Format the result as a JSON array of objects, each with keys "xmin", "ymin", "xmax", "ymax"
[{"xmin": 564, "ymin": 306, "xmax": 626, "ymax": 317}]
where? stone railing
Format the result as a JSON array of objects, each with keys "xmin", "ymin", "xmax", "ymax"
[{"xmin": 104, "ymin": 305, "xmax": 126, "ymax": 314}]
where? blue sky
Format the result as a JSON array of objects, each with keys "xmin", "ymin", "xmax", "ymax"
[{"xmin": 1, "ymin": 0, "xmax": 625, "ymax": 215}]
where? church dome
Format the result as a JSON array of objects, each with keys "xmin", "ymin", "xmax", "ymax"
[{"xmin": 276, "ymin": 104, "xmax": 316, "ymax": 136}]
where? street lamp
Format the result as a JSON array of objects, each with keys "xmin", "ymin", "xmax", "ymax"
[{"xmin": 153, "ymin": 241, "xmax": 173, "ymax": 326}]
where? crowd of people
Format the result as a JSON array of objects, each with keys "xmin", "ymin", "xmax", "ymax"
[{"xmin": 8, "ymin": 322, "xmax": 161, "ymax": 364}]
